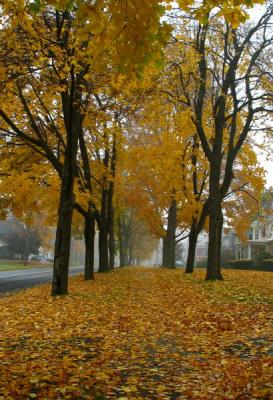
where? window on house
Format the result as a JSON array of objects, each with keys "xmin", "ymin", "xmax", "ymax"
[
  {"xmin": 255, "ymin": 229, "xmax": 259, "ymax": 240},
  {"xmin": 262, "ymin": 225, "xmax": 266, "ymax": 238},
  {"xmin": 248, "ymin": 229, "xmax": 253, "ymax": 240}
]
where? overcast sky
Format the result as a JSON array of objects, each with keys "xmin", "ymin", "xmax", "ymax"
[
  {"xmin": 258, "ymin": 157, "xmax": 273, "ymax": 188},
  {"xmin": 248, "ymin": 5, "xmax": 273, "ymax": 188}
]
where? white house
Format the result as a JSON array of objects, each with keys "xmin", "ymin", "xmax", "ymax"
[{"xmin": 235, "ymin": 216, "xmax": 273, "ymax": 260}]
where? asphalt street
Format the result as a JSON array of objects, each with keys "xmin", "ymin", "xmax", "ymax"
[{"xmin": 0, "ymin": 266, "xmax": 84, "ymax": 294}]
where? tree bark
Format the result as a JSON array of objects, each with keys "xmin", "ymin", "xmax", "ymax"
[
  {"xmin": 108, "ymin": 135, "xmax": 117, "ymax": 269},
  {"xmin": 206, "ymin": 199, "xmax": 224, "ymax": 280},
  {"xmin": 84, "ymin": 212, "xmax": 95, "ymax": 280},
  {"xmin": 216, "ymin": 206, "xmax": 224, "ymax": 279},
  {"xmin": 162, "ymin": 199, "xmax": 177, "ymax": 268},
  {"xmin": 108, "ymin": 182, "xmax": 115, "ymax": 270},
  {"xmin": 51, "ymin": 183, "xmax": 75, "ymax": 295},
  {"xmin": 124, "ymin": 247, "xmax": 129, "ymax": 266},
  {"xmin": 162, "ymin": 236, "xmax": 167, "ymax": 267},
  {"xmin": 117, "ymin": 211, "xmax": 132, "ymax": 266},
  {"xmin": 128, "ymin": 239, "xmax": 134, "ymax": 265},
  {"xmin": 108, "ymin": 220, "xmax": 115, "ymax": 269},
  {"xmin": 118, "ymin": 216, "xmax": 125, "ymax": 267},
  {"xmin": 23, "ymin": 225, "xmax": 31, "ymax": 266},
  {"xmin": 98, "ymin": 226, "xmax": 109, "ymax": 272},
  {"xmin": 124, "ymin": 221, "xmax": 131, "ymax": 265},
  {"xmin": 185, "ymin": 222, "xmax": 198, "ymax": 273},
  {"xmin": 51, "ymin": 94, "xmax": 82, "ymax": 295}
]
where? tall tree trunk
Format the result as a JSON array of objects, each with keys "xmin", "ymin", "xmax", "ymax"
[
  {"xmin": 84, "ymin": 212, "xmax": 95, "ymax": 280},
  {"xmin": 185, "ymin": 221, "xmax": 198, "ymax": 273},
  {"xmin": 128, "ymin": 240, "xmax": 134, "ymax": 266},
  {"xmin": 118, "ymin": 216, "xmax": 125, "ymax": 267},
  {"xmin": 206, "ymin": 199, "xmax": 223, "ymax": 280},
  {"xmin": 98, "ymin": 225, "xmax": 109, "ymax": 272},
  {"xmin": 108, "ymin": 217, "xmax": 115, "ymax": 269},
  {"xmin": 117, "ymin": 211, "xmax": 132, "ymax": 266},
  {"xmin": 78, "ymin": 123, "xmax": 96, "ymax": 279},
  {"xmin": 108, "ymin": 224, "xmax": 115, "ymax": 269},
  {"xmin": 123, "ymin": 222, "xmax": 130, "ymax": 265},
  {"xmin": 108, "ymin": 183, "xmax": 115, "ymax": 270},
  {"xmin": 51, "ymin": 100, "xmax": 82, "ymax": 295},
  {"xmin": 23, "ymin": 225, "xmax": 31, "ymax": 266},
  {"xmin": 162, "ymin": 199, "xmax": 177, "ymax": 268},
  {"xmin": 108, "ymin": 135, "xmax": 116, "ymax": 270},
  {"xmin": 98, "ymin": 185, "xmax": 109, "ymax": 272},
  {"xmin": 164, "ymin": 236, "xmax": 176, "ymax": 268},
  {"xmin": 124, "ymin": 250, "xmax": 129, "ymax": 266},
  {"xmin": 51, "ymin": 182, "xmax": 75, "ymax": 295},
  {"xmin": 162, "ymin": 235, "xmax": 167, "ymax": 267},
  {"xmin": 216, "ymin": 206, "xmax": 224, "ymax": 279}
]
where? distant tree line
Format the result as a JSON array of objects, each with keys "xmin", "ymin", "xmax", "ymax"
[{"xmin": 0, "ymin": 217, "xmax": 41, "ymax": 264}]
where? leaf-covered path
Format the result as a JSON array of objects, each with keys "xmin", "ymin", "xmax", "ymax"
[{"xmin": 0, "ymin": 267, "xmax": 272, "ymax": 399}]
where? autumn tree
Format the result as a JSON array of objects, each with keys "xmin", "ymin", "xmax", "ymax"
[
  {"xmin": 0, "ymin": 3, "xmax": 89, "ymax": 294},
  {"xmin": 122, "ymin": 96, "xmax": 202, "ymax": 269},
  {"xmin": 167, "ymin": 7, "xmax": 273, "ymax": 279},
  {"xmin": 154, "ymin": 38, "xmax": 209, "ymax": 272},
  {"xmin": 87, "ymin": 95, "xmax": 125, "ymax": 273},
  {"xmin": 117, "ymin": 208, "xmax": 158, "ymax": 266},
  {"xmin": 0, "ymin": 0, "xmax": 170, "ymax": 294},
  {"xmin": 0, "ymin": 0, "xmax": 268, "ymax": 292}
]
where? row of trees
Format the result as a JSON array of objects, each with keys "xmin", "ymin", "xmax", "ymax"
[{"xmin": 0, "ymin": 0, "xmax": 272, "ymax": 295}]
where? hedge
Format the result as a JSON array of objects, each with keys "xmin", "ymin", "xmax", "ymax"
[{"xmin": 228, "ymin": 259, "xmax": 273, "ymax": 271}]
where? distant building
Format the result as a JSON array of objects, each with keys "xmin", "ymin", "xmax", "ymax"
[
  {"xmin": 222, "ymin": 231, "xmax": 236, "ymax": 252},
  {"xmin": 194, "ymin": 230, "xmax": 236, "ymax": 263},
  {"xmin": 0, "ymin": 239, "xmax": 7, "ymax": 247},
  {"xmin": 235, "ymin": 216, "xmax": 273, "ymax": 260},
  {"xmin": 235, "ymin": 189, "xmax": 273, "ymax": 261},
  {"xmin": 195, "ymin": 233, "xmax": 208, "ymax": 261},
  {"xmin": 0, "ymin": 239, "xmax": 8, "ymax": 257}
]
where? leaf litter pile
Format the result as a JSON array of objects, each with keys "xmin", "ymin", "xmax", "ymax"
[{"xmin": 0, "ymin": 267, "xmax": 272, "ymax": 399}]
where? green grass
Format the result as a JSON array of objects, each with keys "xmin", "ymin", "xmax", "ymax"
[
  {"xmin": 0, "ymin": 264, "xmax": 34, "ymax": 271},
  {"xmin": 0, "ymin": 263, "xmax": 50, "ymax": 271}
]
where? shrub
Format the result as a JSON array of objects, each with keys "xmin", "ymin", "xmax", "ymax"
[
  {"xmin": 260, "ymin": 259, "xmax": 273, "ymax": 271},
  {"xmin": 228, "ymin": 258, "xmax": 273, "ymax": 271},
  {"xmin": 221, "ymin": 250, "xmax": 235, "ymax": 267},
  {"xmin": 228, "ymin": 259, "xmax": 254, "ymax": 269},
  {"xmin": 254, "ymin": 250, "xmax": 273, "ymax": 263},
  {"xmin": 196, "ymin": 258, "xmax": 207, "ymax": 268}
]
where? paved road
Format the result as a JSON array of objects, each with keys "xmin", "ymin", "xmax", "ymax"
[{"xmin": 0, "ymin": 266, "xmax": 84, "ymax": 294}]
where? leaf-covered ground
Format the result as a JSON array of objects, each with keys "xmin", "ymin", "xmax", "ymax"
[{"xmin": 0, "ymin": 267, "xmax": 272, "ymax": 399}]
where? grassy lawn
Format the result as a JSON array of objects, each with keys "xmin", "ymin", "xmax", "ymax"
[
  {"xmin": 0, "ymin": 262, "xmax": 51, "ymax": 271},
  {"xmin": 0, "ymin": 267, "xmax": 272, "ymax": 399},
  {"xmin": 0, "ymin": 264, "xmax": 38, "ymax": 271}
]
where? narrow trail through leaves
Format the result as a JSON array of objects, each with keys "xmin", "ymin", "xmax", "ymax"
[{"xmin": 0, "ymin": 267, "xmax": 272, "ymax": 399}]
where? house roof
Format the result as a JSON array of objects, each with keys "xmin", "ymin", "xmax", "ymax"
[{"xmin": 236, "ymin": 239, "xmax": 273, "ymax": 247}]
